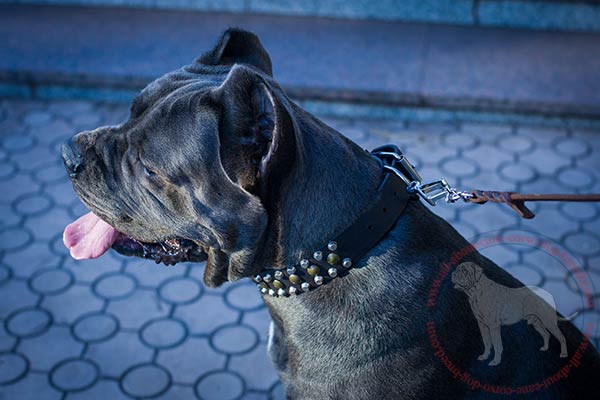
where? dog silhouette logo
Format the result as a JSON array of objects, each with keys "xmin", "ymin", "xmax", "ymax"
[{"xmin": 451, "ymin": 262, "xmax": 577, "ymax": 366}]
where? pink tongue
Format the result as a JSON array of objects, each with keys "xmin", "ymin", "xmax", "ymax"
[{"xmin": 63, "ymin": 212, "xmax": 119, "ymax": 260}]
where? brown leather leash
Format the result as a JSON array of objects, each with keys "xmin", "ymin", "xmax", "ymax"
[
  {"xmin": 371, "ymin": 145, "xmax": 600, "ymax": 220},
  {"xmin": 468, "ymin": 191, "xmax": 600, "ymax": 219}
]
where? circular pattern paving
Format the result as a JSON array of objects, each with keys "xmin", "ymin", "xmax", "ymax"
[
  {"xmin": 6, "ymin": 307, "xmax": 52, "ymax": 338},
  {"xmin": 560, "ymin": 202, "xmax": 598, "ymax": 222},
  {"xmin": 121, "ymin": 363, "xmax": 171, "ymax": 398},
  {"xmin": 439, "ymin": 157, "xmax": 479, "ymax": 179},
  {"xmin": 0, "ymin": 226, "xmax": 32, "ymax": 252},
  {"xmin": 498, "ymin": 162, "xmax": 536, "ymax": 183},
  {"xmin": 0, "ymin": 160, "xmax": 17, "ymax": 181},
  {"xmin": 211, "ymin": 325, "xmax": 258, "ymax": 355},
  {"xmin": 50, "ymin": 358, "xmax": 99, "ymax": 392},
  {"xmin": 30, "ymin": 268, "xmax": 73, "ymax": 295},
  {"xmin": 23, "ymin": 110, "xmax": 52, "ymax": 126},
  {"xmin": 195, "ymin": 371, "xmax": 244, "ymax": 400},
  {"xmin": 564, "ymin": 231, "xmax": 600, "ymax": 257},
  {"xmin": 158, "ymin": 277, "xmax": 202, "ymax": 304},
  {"xmin": 72, "ymin": 313, "xmax": 119, "ymax": 343},
  {"xmin": 1, "ymin": 134, "xmax": 36, "ymax": 153},
  {"xmin": 13, "ymin": 193, "xmax": 53, "ymax": 217},
  {"xmin": 33, "ymin": 163, "xmax": 67, "ymax": 184},
  {"xmin": 557, "ymin": 167, "xmax": 595, "ymax": 189},
  {"xmin": 553, "ymin": 136, "xmax": 590, "ymax": 159},
  {"xmin": 498, "ymin": 135, "xmax": 534, "ymax": 154},
  {"xmin": 506, "ymin": 263, "xmax": 544, "ymax": 286},
  {"xmin": 225, "ymin": 283, "xmax": 264, "ymax": 311},
  {"xmin": 140, "ymin": 318, "xmax": 187, "ymax": 349},
  {"xmin": 0, "ymin": 352, "xmax": 28, "ymax": 384},
  {"xmin": 93, "ymin": 273, "xmax": 136, "ymax": 300},
  {"xmin": 443, "ymin": 132, "xmax": 478, "ymax": 150}
]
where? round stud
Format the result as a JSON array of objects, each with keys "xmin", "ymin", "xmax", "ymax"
[
  {"xmin": 277, "ymin": 288, "xmax": 286, "ymax": 297},
  {"xmin": 300, "ymin": 259, "xmax": 310, "ymax": 269},
  {"xmin": 313, "ymin": 251, "xmax": 323, "ymax": 261},
  {"xmin": 328, "ymin": 268, "xmax": 338, "ymax": 278},
  {"xmin": 253, "ymin": 275, "xmax": 262, "ymax": 283},
  {"xmin": 286, "ymin": 266, "xmax": 296, "ymax": 275},
  {"xmin": 342, "ymin": 258, "xmax": 352, "ymax": 268},
  {"xmin": 274, "ymin": 271, "xmax": 283, "ymax": 280},
  {"xmin": 288, "ymin": 286, "xmax": 297, "ymax": 295},
  {"xmin": 307, "ymin": 265, "xmax": 319, "ymax": 276},
  {"xmin": 327, "ymin": 241, "xmax": 338, "ymax": 251},
  {"xmin": 327, "ymin": 253, "xmax": 340, "ymax": 265},
  {"xmin": 259, "ymin": 282, "xmax": 268, "ymax": 289},
  {"xmin": 301, "ymin": 282, "xmax": 310, "ymax": 292},
  {"xmin": 263, "ymin": 274, "xmax": 272, "ymax": 283},
  {"xmin": 314, "ymin": 275, "xmax": 324, "ymax": 285},
  {"xmin": 273, "ymin": 280, "xmax": 284, "ymax": 290},
  {"xmin": 289, "ymin": 274, "xmax": 301, "ymax": 285},
  {"xmin": 261, "ymin": 287, "xmax": 268, "ymax": 295},
  {"xmin": 268, "ymin": 289, "xmax": 276, "ymax": 297}
]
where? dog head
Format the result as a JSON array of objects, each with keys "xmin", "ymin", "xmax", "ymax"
[
  {"xmin": 61, "ymin": 29, "xmax": 298, "ymax": 287},
  {"xmin": 451, "ymin": 262, "xmax": 483, "ymax": 292}
]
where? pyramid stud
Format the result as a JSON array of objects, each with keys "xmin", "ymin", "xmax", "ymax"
[
  {"xmin": 277, "ymin": 288, "xmax": 286, "ymax": 297},
  {"xmin": 289, "ymin": 286, "xmax": 297, "ymax": 295},
  {"xmin": 253, "ymin": 275, "xmax": 262, "ymax": 283},
  {"xmin": 314, "ymin": 275, "xmax": 324, "ymax": 285},
  {"xmin": 342, "ymin": 258, "xmax": 352, "ymax": 268},
  {"xmin": 328, "ymin": 268, "xmax": 338, "ymax": 278},
  {"xmin": 268, "ymin": 289, "xmax": 276, "ymax": 297},
  {"xmin": 327, "ymin": 241, "xmax": 338, "ymax": 251},
  {"xmin": 263, "ymin": 274, "xmax": 272, "ymax": 283},
  {"xmin": 274, "ymin": 271, "xmax": 283, "ymax": 280},
  {"xmin": 313, "ymin": 251, "xmax": 323, "ymax": 261},
  {"xmin": 286, "ymin": 266, "xmax": 296, "ymax": 275},
  {"xmin": 300, "ymin": 259, "xmax": 310, "ymax": 269},
  {"xmin": 301, "ymin": 282, "xmax": 310, "ymax": 292},
  {"xmin": 261, "ymin": 287, "xmax": 268, "ymax": 294}
]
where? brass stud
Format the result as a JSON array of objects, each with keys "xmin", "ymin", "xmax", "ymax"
[
  {"xmin": 253, "ymin": 275, "xmax": 262, "ymax": 283},
  {"xmin": 289, "ymin": 286, "xmax": 297, "ymax": 295},
  {"xmin": 328, "ymin": 267, "xmax": 338, "ymax": 278},
  {"xmin": 301, "ymin": 282, "xmax": 310, "ymax": 292},
  {"xmin": 327, "ymin": 241, "xmax": 338, "ymax": 251},
  {"xmin": 327, "ymin": 253, "xmax": 340, "ymax": 265},
  {"xmin": 286, "ymin": 266, "xmax": 296, "ymax": 275},
  {"xmin": 342, "ymin": 258, "xmax": 352, "ymax": 268},
  {"xmin": 277, "ymin": 288, "xmax": 286, "ymax": 297},
  {"xmin": 289, "ymin": 274, "xmax": 301, "ymax": 285},
  {"xmin": 274, "ymin": 270, "xmax": 283, "ymax": 280},
  {"xmin": 264, "ymin": 274, "xmax": 272, "ymax": 283},
  {"xmin": 300, "ymin": 259, "xmax": 309, "ymax": 269},
  {"xmin": 307, "ymin": 265, "xmax": 320, "ymax": 276},
  {"xmin": 313, "ymin": 251, "xmax": 323, "ymax": 261},
  {"xmin": 273, "ymin": 280, "xmax": 283, "ymax": 289},
  {"xmin": 314, "ymin": 275, "xmax": 324, "ymax": 285},
  {"xmin": 259, "ymin": 282, "xmax": 268, "ymax": 289}
]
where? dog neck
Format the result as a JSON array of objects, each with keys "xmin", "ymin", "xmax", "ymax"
[{"xmin": 251, "ymin": 101, "xmax": 406, "ymax": 295}]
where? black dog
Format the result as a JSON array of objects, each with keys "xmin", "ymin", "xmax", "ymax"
[{"xmin": 62, "ymin": 29, "xmax": 600, "ymax": 399}]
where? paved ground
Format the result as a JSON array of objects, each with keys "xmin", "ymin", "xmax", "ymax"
[
  {"xmin": 0, "ymin": 98, "xmax": 599, "ymax": 399},
  {"xmin": 2, "ymin": 5, "xmax": 600, "ymax": 118}
]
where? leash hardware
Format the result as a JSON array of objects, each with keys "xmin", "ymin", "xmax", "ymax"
[{"xmin": 407, "ymin": 179, "xmax": 473, "ymax": 206}]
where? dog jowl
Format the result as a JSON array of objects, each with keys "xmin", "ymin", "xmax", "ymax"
[{"xmin": 61, "ymin": 29, "xmax": 600, "ymax": 398}]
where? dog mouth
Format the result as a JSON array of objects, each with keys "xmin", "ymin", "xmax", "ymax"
[{"xmin": 63, "ymin": 212, "xmax": 207, "ymax": 266}]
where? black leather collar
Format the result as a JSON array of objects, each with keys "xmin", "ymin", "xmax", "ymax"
[{"xmin": 253, "ymin": 145, "xmax": 414, "ymax": 297}]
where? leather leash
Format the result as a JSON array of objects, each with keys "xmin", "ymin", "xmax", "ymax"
[
  {"xmin": 468, "ymin": 191, "xmax": 600, "ymax": 219},
  {"xmin": 371, "ymin": 145, "xmax": 600, "ymax": 220}
]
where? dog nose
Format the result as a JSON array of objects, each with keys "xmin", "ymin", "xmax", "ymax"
[{"xmin": 61, "ymin": 138, "xmax": 84, "ymax": 178}]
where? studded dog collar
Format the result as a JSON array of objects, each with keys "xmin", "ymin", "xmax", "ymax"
[{"xmin": 253, "ymin": 145, "xmax": 415, "ymax": 297}]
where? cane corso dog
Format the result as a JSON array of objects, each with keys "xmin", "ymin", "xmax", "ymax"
[
  {"xmin": 452, "ymin": 262, "xmax": 574, "ymax": 366},
  {"xmin": 61, "ymin": 29, "xmax": 600, "ymax": 399}
]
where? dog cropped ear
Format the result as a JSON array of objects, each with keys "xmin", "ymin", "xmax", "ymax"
[
  {"xmin": 466, "ymin": 262, "xmax": 483, "ymax": 283},
  {"xmin": 199, "ymin": 28, "xmax": 273, "ymax": 76},
  {"xmin": 212, "ymin": 65, "xmax": 295, "ymax": 200}
]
